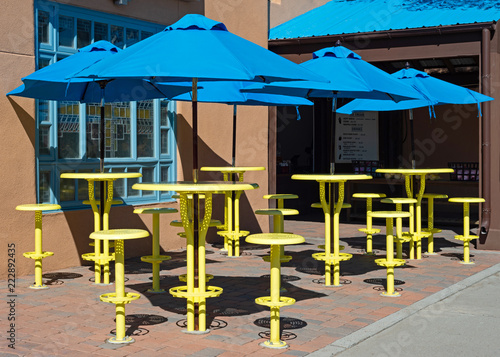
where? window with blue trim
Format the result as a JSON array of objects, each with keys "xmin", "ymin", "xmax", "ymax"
[{"xmin": 35, "ymin": 2, "xmax": 177, "ymax": 208}]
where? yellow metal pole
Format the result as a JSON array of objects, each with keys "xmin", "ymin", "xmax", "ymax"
[
  {"xmin": 415, "ymin": 174, "xmax": 426, "ymax": 259},
  {"xmin": 182, "ymin": 194, "xmax": 195, "ymax": 332},
  {"xmin": 234, "ymin": 191, "xmax": 242, "ymax": 257},
  {"xmin": 269, "ymin": 244, "xmax": 281, "ymax": 345},
  {"xmin": 151, "ymin": 213, "xmax": 161, "ymax": 292},
  {"xmin": 427, "ymin": 197, "xmax": 435, "ymax": 254},
  {"xmin": 366, "ymin": 198, "xmax": 373, "ymax": 254},
  {"xmin": 34, "ymin": 210, "xmax": 43, "ymax": 287},
  {"xmin": 227, "ymin": 189, "xmax": 233, "ymax": 257},
  {"xmin": 386, "ymin": 218, "xmax": 395, "ymax": 295},
  {"xmin": 332, "ymin": 183, "xmax": 343, "ymax": 286},
  {"xmin": 114, "ymin": 239, "xmax": 125, "ymax": 340},
  {"xmin": 89, "ymin": 180, "xmax": 102, "ymax": 284},
  {"xmin": 322, "ymin": 182, "xmax": 331, "ymax": 286},
  {"xmin": 463, "ymin": 202, "xmax": 470, "ymax": 263},
  {"xmin": 395, "ymin": 203, "xmax": 403, "ymax": 259},
  {"xmin": 102, "ymin": 180, "xmax": 113, "ymax": 285}
]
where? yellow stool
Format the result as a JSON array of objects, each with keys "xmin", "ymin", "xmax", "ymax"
[
  {"xmin": 367, "ymin": 211, "xmax": 409, "ymax": 297},
  {"xmin": 246, "ymin": 233, "xmax": 305, "ymax": 349},
  {"xmin": 381, "ymin": 198, "xmax": 417, "ymax": 259},
  {"xmin": 134, "ymin": 207, "xmax": 178, "ymax": 293},
  {"xmin": 255, "ymin": 208, "xmax": 299, "ymax": 263},
  {"xmin": 16, "ymin": 203, "xmax": 61, "ymax": 289},
  {"xmin": 352, "ymin": 193, "xmax": 386, "ymax": 254},
  {"xmin": 422, "ymin": 193, "xmax": 448, "ymax": 255},
  {"xmin": 448, "ymin": 197, "xmax": 485, "ymax": 264},
  {"xmin": 311, "ymin": 202, "xmax": 350, "ymax": 251},
  {"xmin": 90, "ymin": 229, "xmax": 149, "ymax": 344}
]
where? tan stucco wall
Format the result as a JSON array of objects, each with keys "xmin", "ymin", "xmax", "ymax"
[{"xmin": 1, "ymin": 0, "xmax": 270, "ymax": 279}]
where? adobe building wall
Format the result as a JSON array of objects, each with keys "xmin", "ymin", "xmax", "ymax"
[{"xmin": 1, "ymin": 0, "xmax": 270, "ymax": 279}]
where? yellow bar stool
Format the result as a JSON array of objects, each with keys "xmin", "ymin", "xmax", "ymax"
[
  {"xmin": 448, "ymin": 197, "xmax": 485, "ymax": 264},
  {"xmin": 367, "ymin": 211, "xmax": 410, "ymax": 297},
  {"xmin": 16, "ymin": 203, "xmax": 61, "ymax": 289},
  {"xmin": 352, "ymin": 193, "xmax": 386, "ymax": 255},
  {"xmin": 422, "ymin": 193, "xmax": 448, "ymax": 255},
  {"xmin": 134, "ymin": 207, "xmax": 178, "ymax": 293},
  {"xmin": 246, "ymin": 233, "xmax": 305, "ymax": 349},
  {"xmin": 311, "ymin": 202, "xmax": 350, "ymax": 252},
  {"xmin": 90, "ymin": 229, "xmax": 149, "ymax": 344},
  {"xmin": 255, "ymin": 207, "xmax": 299, "ymax": 263},
  {"xmin": 381, "ymin": 197, "xmax": 417, "ymax": 259}
]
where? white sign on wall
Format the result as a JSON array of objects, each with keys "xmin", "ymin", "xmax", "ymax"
[{"xmin": 334, "ymin": 111, "xmax": 379, "ymax": 163}]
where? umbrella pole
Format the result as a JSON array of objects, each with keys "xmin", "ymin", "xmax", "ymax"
[
  {"xmin": 232, "ymin": 105, "xmax": 237, "ymax": 167},
  {"xmin": 192, "ymin": 78, "xmax": 200, "ymax": 331},
  {"xmin": 409, "ymin": 109, "xmax": 416, "ymax": 169},
  {"xmin": 329, "ymin": 97, "xmax": 337, "ymax": 174},
  {"xmin": 99, "ymin": 86, "xmax": 106, "ymax": 230}
]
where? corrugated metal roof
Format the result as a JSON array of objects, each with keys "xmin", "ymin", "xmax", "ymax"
[{"xmin": 270, "ymin": 0, "xmax": 500, "ymax": 40}]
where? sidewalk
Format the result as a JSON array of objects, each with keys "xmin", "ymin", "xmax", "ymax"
[{"xmin": 2, "ymin": 220, "xmax": 500, "ymax": 356}]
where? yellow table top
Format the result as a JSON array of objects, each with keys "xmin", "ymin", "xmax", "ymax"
[
  {"xmin": 376, "ymin": 168, "xmax": 454, "ymax": 175},
  {"xmin": 292, "ymin": 174, "xmax": 372, "ymax": 182},
  {"xmin": 200, "ymin": 166, "xmax": 266, "ymax": 173},
  {"xmin": 133, "ymin": 181, "xmax": 259, "ymax": 193},
  {"xmin": 60, "ymin": 172, "xmax": 142, "ymax": 180},
  {"xmin": 16, "ymin": 203, "xmax": 61, "ymax": 211}
]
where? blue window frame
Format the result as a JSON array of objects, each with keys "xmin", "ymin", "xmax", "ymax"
[{"xmin": 35, "ymin": 2, "xmax": 177, "ymax": 208}]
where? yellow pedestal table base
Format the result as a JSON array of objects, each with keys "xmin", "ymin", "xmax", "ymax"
[
  {"xmin": 90, "ymin": 229, "xmax": 149, "ymax": 344},
  {"xmin": 17, "ymin": 204, "xmax": 61, "ymax": 289},
  {"xmin": 422, "ymin": 193, "xmax": 448, "ymax": 255},
  {"xmin": 352, "ymin": 193, "xmax": 386, "ymax": 254},
  {"xmin": 246, "ymin": 233, "xmax": 305, "ymax": 349}
]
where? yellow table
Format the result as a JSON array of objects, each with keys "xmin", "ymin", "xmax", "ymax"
[
  {"xmin": 376, "ymin": 168, "xmax": 454, "ymax": 259},
  {"xmin": 133, "ymin": 181, "xmax": 259, "ymax": 333},
  {"xmin": 292, "ymin": 174, "xmax": 372, "ymax": 286},
  {"xmin": 200, "ymin": 166, "xmax": 265, "ymax": 256},
  {"xmin": 60, "ymin": 172, "xmax": 142, "ymax": 284}
]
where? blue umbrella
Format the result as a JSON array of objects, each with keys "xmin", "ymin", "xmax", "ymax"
[
  {"xmin": 171, "ymin": 80, "xmax": 312, "ymax": 166},
  {"xmin": 7, "ymin": 40, "xmax": 193, "ymax": 223},
  {"xmin": 337, "ymin": 66, "xmax": 494, "ymax": 168},
  {"xmin": 242, "ymin": 43, "xmax": 423, "ymax": 173},
  {"xmin": 69, "ymin": 14, "xmax": 327, "ymax": 175}
]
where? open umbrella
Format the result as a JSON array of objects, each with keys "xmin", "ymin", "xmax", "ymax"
[
  {"xmin": 7, "ymin": 40, "xmax": 193, "ymax": 220},
  {"xmin": 171, "ymin": 80, "xmax": 312, "ymax": 166},
  {"xmin": 242, "ymin": 43, "xmax": 423, "ymax": 173},
  {"xmin": 337, "ymin": 65, "xmax": 494, "ymax": 168},
  {"xmin": 69, "ymin": 13, "xmax": 326, "ymax": 333}
]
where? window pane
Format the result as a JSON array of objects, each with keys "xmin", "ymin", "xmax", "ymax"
[
  {"xmin": 39, "ymin": 125, "xmax": 51, "ymax": 156},
  {"xmin": 160, "ymin": 101, "xmax": 170, "ymax": 155},
  {"xmin": 137, "ymin": 100, "xmax": 154, "ymax": 157},
  {"xmin": 38, "ymin": 58, "xmax": 51, "ymax": 70},
  {"xmin": 86, "ymin": 104, "xmax": 101, "ymax": 159},
  {"xmin": 110, "ymin": 103, "xmax": 131, "ymax": 158},
  {"xmin": 94, "ymin": 22, "xmax": 108, "ymax": 41},
  {"xmin": 161, "ymin": 166, "xmax": 169, "ymax": 182},
  {"xmin": 160, "ymin": 100, "xmax": 169, "ymax": 127},
  {"xmin": 60, "ymin": 170, "xmax": 76, "ymax": 202},
  {"xmin": 110, "ymin": 25, "xmax": 124, "ymax": 48},
  {"xmin": 141, "ymin": 31, "xmax": 153, "ymax": 40},
  {"xmin": 112, "ymin": 168, "xmax": 125, "ymax": 197},
  {"xmin": 77, "ymin": 19, "xmax": 91, "ymax": 48},
  {"xmin": 59, "ymin": 15, "xmax": 75, "ymax": 47},
  {"xmin": 126, "ymin": 28, "xmax": 139, "ymax": 47},
  {"xmin": 38, "ymin": 11, "xmax": 50, "ymax": 44},
  {"xmin": 57, "ymin": 101, "xmax": 80, "ymax": 159},
  {"xmin": 161, "ymin": 129, "xmax": 169, "ymax": 155},
  {"xmin": 39, "ymin": 171, "xmax": 51, "ymax": 203},
  {"xmin": 141, "ymin": 167, "xmax": 155, "ymax": 196},
  {"xmin": 127, "ymin": 168, "xmax": 140, "ymax": 197}
]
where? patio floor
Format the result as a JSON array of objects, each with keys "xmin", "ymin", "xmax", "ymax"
[{"xmin": 2, "ymin": 220, "xmax": 500, "ymax": 356}]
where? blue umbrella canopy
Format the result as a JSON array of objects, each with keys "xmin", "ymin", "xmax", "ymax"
[
  {"xmin": 7, "ymin": 41, "xmax": 193, "ymax": 103},
  {"xmin": 336, "ymin": 67, "xmax": 494, "ymax": 168},
  {"xmin": 337, "ymin": 67, "xmax": 493, "ymax": 115},
  {"xmin": 242, "ymin": 45, "xmax": 422, "ymax": 102},
  {"xmin": 171, "ymin": 80, "xmax": 313, "ymax": 166}
]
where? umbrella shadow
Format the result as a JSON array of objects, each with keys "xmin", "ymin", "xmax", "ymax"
[
  {"xmin": 108, "ymin": 314, "xmax": 169, "ymax": 338},
  {"xmin": 126, "ymin": 275, "xmax": 326, "ymax": 330},
  {"xmin": 8, "ymin": 97, "xmax": 35, "ymax": 146},
  {"xmin": 41, "ymin": 272, "xmax": 84, "ymax": 286}
]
